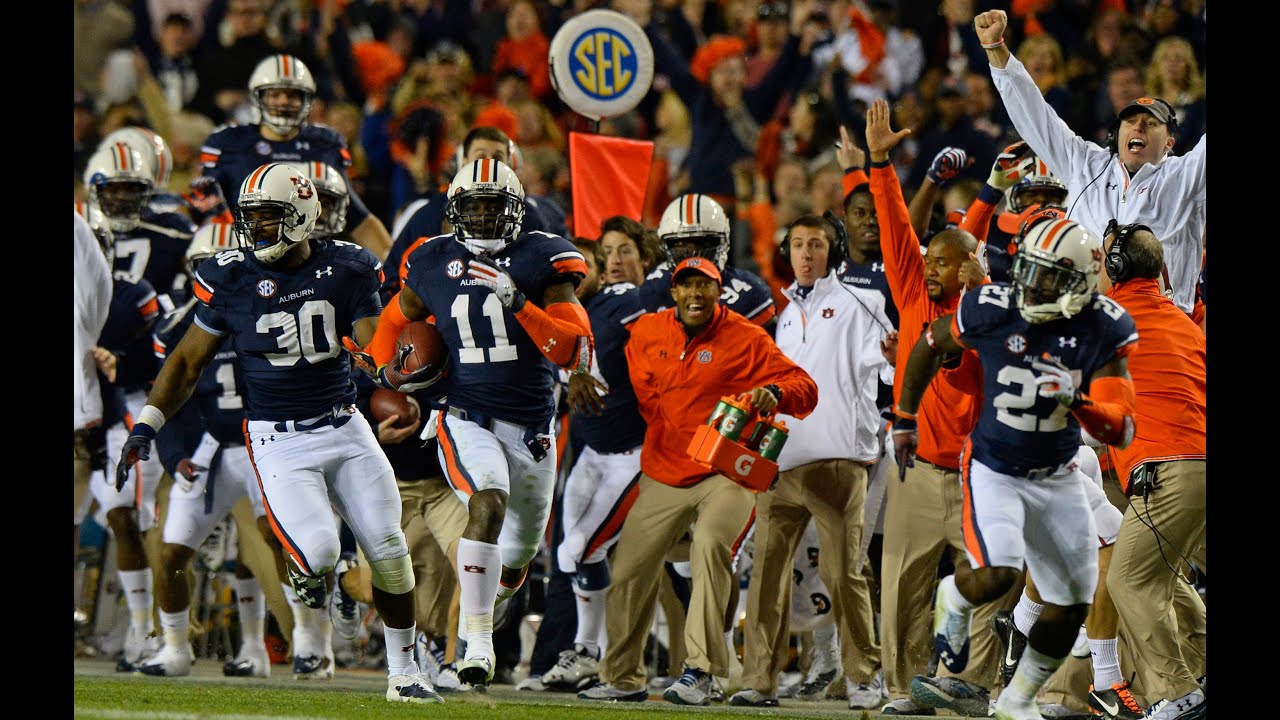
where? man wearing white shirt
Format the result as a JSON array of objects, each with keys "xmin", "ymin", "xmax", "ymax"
[
  {"xmin": 74, "ymin": 210, "xmax": 114, "ymax": 550},
  {"xmin": 976, "ymin": 9, "xmax": 1206, "ymax": 315},
  {"xmin": 732, "ymin": 214, "xmax": 894, "ymax": 709}
]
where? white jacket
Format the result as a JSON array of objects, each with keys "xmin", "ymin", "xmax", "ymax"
[
  {"xmin": 774, "ymin": 272, "xmax": 893, "ymax": 470},
  {"xmin": 991, "ymin": 54, "xmax": 1207, "ymax": 313},
  {"xmin": 74, "ymin": 212, "xmax": 112, "ymax": 430}
]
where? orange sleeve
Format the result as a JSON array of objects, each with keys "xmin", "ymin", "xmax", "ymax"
[
  {"xmin": 960, "ymin": 194, "xmax": 998, "ymax": 242},
  {"xmin": 624, "ymin": 323, "xmax": 661, "ymax": 426},
  {"xmin": 367, "ymin": 291, "xmax": 412, "ymax": 365},
  {"xmin": 870, "ymin": 163, "xmax": 925, "ymax": 306},
  {"xmin": 1071, "ymin": 376, "xmax": 1137, "ymax": 447},
  {"xmin": 513, "ymin": 300, "xmax": 594, "ymax": 370},
  {"xmin": 939, "ymin": 349, "xmax": 983, "ymax": 396}
]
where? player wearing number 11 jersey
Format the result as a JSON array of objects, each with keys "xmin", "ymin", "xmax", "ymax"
[
  {"xmin": 350, "ymin": 158, "xmax": 593, "ymax": 689},
  {"xmin": 115, "ymin": 163, "xmax": 442, "ymax": 704}
]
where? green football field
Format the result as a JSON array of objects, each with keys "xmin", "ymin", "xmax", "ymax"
[{"xmin": 73, "ymin": 659, "xmax": 963, "ymax": 719}]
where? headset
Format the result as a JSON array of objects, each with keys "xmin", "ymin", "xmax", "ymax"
[
  {"xmin": 1106, "ymin": 97, "xmax": 1179, "ymax": 155},
  {"xmin": 780, "ymin": 211, "xmax": 848, "ymax": 271},
  {"xmin": 1103, "ymin": 218, "xmax": 1153, "ymax": 283}
]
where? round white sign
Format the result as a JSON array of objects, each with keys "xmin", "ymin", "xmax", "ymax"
[{"xmin": 549, "ymin": 9, "xmax": 655, "ymax": 121}]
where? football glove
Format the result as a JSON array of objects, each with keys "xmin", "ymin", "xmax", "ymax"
[
  {"xmin": 988, "ymin": 141, "xmax": 1034, "ymax": 191},
  {"xmin": 927, "ymin": 147, "xmax": 973, "ymax": 185},
  {"xmin": 1031, "ymin": 353, "xmax": 1078, "ymax": 407},
  {"xmin": 467, "ymin": 259, "xmax": 526, "ymax": 310},
  {"xmin": 115, "ymin": 425, "xmax": 156, "ymax": 491}
]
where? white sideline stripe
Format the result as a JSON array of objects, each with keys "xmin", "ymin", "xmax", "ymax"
[{"xmin": 75, "ymin": 710, "xmax": 321, "ymax": 720}]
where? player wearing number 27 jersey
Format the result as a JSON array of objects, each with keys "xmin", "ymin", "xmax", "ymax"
[
  {"xmin": 895, "ymin": 216, "xmax": 1137, "ymax": 720},
  {"xmin": 351, "ymin": 158, "xmax": 593, "ymax": 689}
]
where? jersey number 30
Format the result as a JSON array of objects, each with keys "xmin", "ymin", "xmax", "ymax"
[{"xmin": 257, "ymin": 300, "xmax": 339, "ymax": 366}]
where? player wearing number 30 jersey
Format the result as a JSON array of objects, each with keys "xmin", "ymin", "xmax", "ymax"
[
  {"xmin": 115, "ymin": 163, "xmax": 443, "ymax": 704},
  {"xmin": 350, "ymin": 158, "xmax": 592, "ymax": 689}
]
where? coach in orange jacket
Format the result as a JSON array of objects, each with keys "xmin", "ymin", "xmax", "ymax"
[
  {"xmin": 1097, "ymin": 224, "xmax": 1207, "ymax": 714},
  {"xmin": 579, "ymin": 257, "xmax": 817, "ymax": 706}
]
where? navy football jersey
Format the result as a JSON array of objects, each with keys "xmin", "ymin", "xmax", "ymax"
[
  {"xmin": 199, "ymin": 123, "xmax": 370, "ymax": 229},
  {"xmin": 403, "ymin": 231, "xmax": 587, "ymax": 429},
  {"xmin": 955, "ymin": 283, "xmax": 1138, "ymax": 475},
  {"xmin": 155, "ymin": 299, "xmax": 247, "ymax": 445},
  {"xmin": 192, "ymin": 239, "xmax": 384, "ymax": 421},
  {"xmin": 112, "ymin": 207, "xmax": 196, "ymax": 298},
  {"xmin": 577, "ymin": 282, "xmax": 647, "ymax": 453},
  {"xmin": 639, "ymin": 262, "xmax": 775, "ymax": 323},
  {"xmin": 837, "ymin": 257, "xmax": 898, "ymax": 329},
  {"xmin": 98, "ymin": 277, "xmax": 161, "ymax": 393}
]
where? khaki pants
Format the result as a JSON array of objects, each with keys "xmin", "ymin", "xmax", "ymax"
[
  {"xmin": 398, "ymin": 476, "xmax": 468, "ymax": 635},
  {"xmin": 73, "ymin": 434, "xmax": 93, "ymax": 524},
  {"xmin": 1107, "ymin": 459, "xmax": 1206, "ymax": 701},
  {"xmin": 600, "ymin": 473, "xmax": 756, "ymax": 691},
  {"xmin": 880, "ymin": 460, "xmax": 1008, "ymax": 696},
  {"xmin": 742, "ymin": 459, "xmax": 880, "ymax": 693}
]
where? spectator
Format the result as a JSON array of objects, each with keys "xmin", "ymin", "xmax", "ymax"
[
  {"xmin": 1144, "ymin": 36, "xmax": 1206, "ymax": 156},
  {"xmin": 755, "ymin": 89, "xmax": 838, "ymax": 183},
  {"xmin": 190, "ymin": 0, "xmax": 278, "ymax": 124},
  {"xmin": 644, "ymin": 91, "xmax": 693, "ymax": 226},
  {"xmin": 906, "ymin": 74, "xmax": 996, "ymax": 189},
  {"xmin": 75, "ymin": 0, "xmax": 137, "ymax": 98},
  {"xmin": 404, "ymin": 0, "xmax": 472, "ymax": 62},
  {"xmin": 579, "ymin": 257, "xmax": 818, "ymax": 705},
  {"xmin": 493, "ymin": 0, "xmax": 553, "ymax": 102},
  {"xmin": 74, "ymin": 92, "xmax": 101, "ymax": 192},
  {"xmin": 746, "ymin": 0, "xmax": 793, "ymax": 117},
  {"xmin": 1014, "ymin": 33, "xmax": 1072, "ymax": 123},
  {"xmin": 1088, "ymin": 60, "xmax": 1147, "ymax": 147},
  {"xmin": 813, "ymin": 0, "xmax": 925, "ymax": 106},
  {"xmin": 147, "ymin": 12, "xmax": 200, "ymax": 114}
]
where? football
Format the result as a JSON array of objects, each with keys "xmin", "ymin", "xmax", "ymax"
[
  {"xmin": 399, "ymin": 321, "xmax": 447, "ymax": 373},
  {"xmin": 370, "ymin": 388, "xmax": 421, "ymax": 428}
]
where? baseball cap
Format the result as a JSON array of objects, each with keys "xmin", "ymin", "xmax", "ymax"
[
  {"xmin": 672, "ymin": 257, "xmax": 723, "ymax": 284},
  {"xmin": 1118, "ymin": 96, "xmax": 1175, "ymax": 126}
]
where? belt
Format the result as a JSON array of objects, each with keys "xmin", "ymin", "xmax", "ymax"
[
  {"xmin": 447, "ymin": 406, "xmax": 496, "ymax": 430},
  {"xmin": 1024, "ymin": 462, "xmax": 1073, "ymax": 481},
  {"xmin": 445, "ymin": 406, "xmax": 551, "ymax": 463},
  {"xmin": 253, "ymin": 404, "xmax": 356, "ymax": 433}
]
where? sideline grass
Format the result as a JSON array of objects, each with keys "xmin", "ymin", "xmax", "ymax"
[{"xmin": 74, "ymin": 677, "xmax": 872, "ymax": 720}]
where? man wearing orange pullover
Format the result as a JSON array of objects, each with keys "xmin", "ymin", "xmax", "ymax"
[
  {"xmin": 1097, "ymin": 223, "xmax": 1206, "ymax": 719},
  {"xmin": 864, "ymin": 98, "xmax": 1004, "ymax": 715},
  {"xmin": 578, "ymin": 257, "xmax": 817, "ymax": 706}
]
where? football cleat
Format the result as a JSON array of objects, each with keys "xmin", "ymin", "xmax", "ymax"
[
  {"xmin": 386, "ymin": 671, "xmax": 444, "ymax": 704},
  {"xmin": 137, "ymin": 644, "xmax": 194, "ymax": 677}
]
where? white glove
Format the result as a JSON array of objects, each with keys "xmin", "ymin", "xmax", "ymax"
[
  {"xmin": 1031, "ymin": 355, "xmax": 1077, "ymax": 406},
  {"xmin": 467, "ymin": 259, "xmax": 526, "ymax": 309},
  {"xmin": 176, "ymin": 432, "xmax": 221, "ymax": 494}
]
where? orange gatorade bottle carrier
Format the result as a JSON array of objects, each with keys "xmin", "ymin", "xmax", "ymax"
[{"xmin": 686, "ymin": 395, "xmax": 789, "ymax": 492}]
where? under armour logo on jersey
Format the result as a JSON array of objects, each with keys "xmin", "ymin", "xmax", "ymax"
[
  {"xmin": 1059, "ymin": 336, "xmax": 1077, "ymax": 348},
  {"xmin": 543, "ymin": 337, "xmax": 557, "ymax": 353},
  {"xmin": 872, "ymin": 262, "xmax": 885, "ymax": 273},
  {"xmin": 822, "ymin": 308, "xmax": 835, "ymax": 318},
  {"xmin": 462, "ymin": 565, "xmax": 486, "ymax": 574},
  {"xmin": 296, "ymin": 140, "xmax": 310, "ymax": 151},
  {"xmin": 659, "ymin": 350, "xmax": 668, "ymax": 359},
  {"xmin": 697, "ymin": 350, "xmax": 712, "ymax": 363},
  {"xmin": 493, "ymin": 257, "xmax": 511, "ymax": 267},
  {"xmin": 1105, "ymin": 182, "xmax": 1118, "ymax": 190},
  {"xmin": 316, "ymin": 266, "xmax": 333, "ymax": 278}
]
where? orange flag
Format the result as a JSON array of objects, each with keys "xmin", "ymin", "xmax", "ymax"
[{"xmin": 569, "ymin": 132, "xmax": 654, "ymax": 238}]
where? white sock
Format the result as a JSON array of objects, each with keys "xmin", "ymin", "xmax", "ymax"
[
  {"xmin": 119, "ymin": 569, "xmax": 155, "ymax": 633},
  {"xmin": 281, "ymin": 581, "xmax": 314, "ymax": 656},
  {"xmin": 942, "ymin": 574, "xmax": 974, "ymax": 613},
  {"xmin": 384, "ymin": 623, "xmax": 419, "ymax": 676},
  {"xmin": 572, "ymin": 588, "xmax": 605, "ymax": 657},
  {"xmin": 725, "ymin": 629, "xmax": 737, "ymax": 662},
  {"xmin": 812, "ymin": 623, "xmax": 838, "ymax": 662},
  {"xmin": 457, "ymin": 539, "xmax": 502, "ymax": 658},
  {"xmin": 1088, "ymin": 637, "xmax": 1122, "ymax": 689},
  {"xmin": 234, "ymin": 577, "xmax": 267, "ymax": 653},
  {"xmin": 1005, "ymin": 646, "xmax": 1064, "ymax": 703},
  {"xmin": 158, "ymin": 608, "xmax": 190, "ymax": 651},
  {"xmin": 1012, "ymin": 591, "xmax": 1044, "ymax": 637}
]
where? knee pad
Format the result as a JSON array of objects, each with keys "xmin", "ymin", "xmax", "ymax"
[
  {"xmin": 369, "ymin": 553, "xmax": 415, "ymax": 594},
  {"xmin": 573, "ymin": 559, "xmax": 611, "ymax": 591}
]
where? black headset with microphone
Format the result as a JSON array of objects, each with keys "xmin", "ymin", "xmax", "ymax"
[
  {"xmin": 1103, "ymin": 218, "xmax": 1153, "ymax": 283},
  {"xmin": 780, "ymin": 211, "xmax": 849, "ymax": 271}
]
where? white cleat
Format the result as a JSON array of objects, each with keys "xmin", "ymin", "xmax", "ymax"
[
  {"xmin": 992, "ymin": 692, "xmax": 1043, "ymax": 720},
  {"xmin": 137, "ymin": 644, "xmax": 194, "ymax": 677},
  {"xmin": 541, "ymin": 643, "xmax": 600, "ymax": 690},
  {"xmin": 456, "ymin": 652, "xmax": 495, "ymax": 688},
  {"xmin": 386, "ymin": 672, "xmax": 444, "ymax": 704},
  {"xmin": 292, "ymin": 652, "xmax": 335, "ymax": 680},
  {"xmin": 223, "ymin": 647, "xmax": 271, "ymax": 678},
  {"xmin": 118, "ymin": 626, "xmax": 161, "ymax": 672}
]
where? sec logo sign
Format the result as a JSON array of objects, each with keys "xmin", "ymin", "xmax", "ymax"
[{"xmin": 550, "ymin": 10, "xmax": 654, "ymax": 120}]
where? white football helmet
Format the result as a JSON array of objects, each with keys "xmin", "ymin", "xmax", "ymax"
[
  {"xmin": 185, "ymin": 222, "xmax": 238, "ymax": 276},
  {"xmin": 83, "ymin": 142, "xmax": 154, "ymax": 233},
  {"xmin": 249, "ymin": 54, "xmax": 316, "ymax": 134},
  {"xmin": 658, "ymin": 194, "xmax": 731, "ymax": 269},
  {"xmin": 445, "ymin": 159, "xmax": 525, "ymax": 256},
  {"xmin": 233, "ymin": 163, "xmax": 320, "ymax": 264},
  {"xmin": 1007, "ymin": 155, "xmax": 1068, "ymax": 213},
  {"xmin": 101, "ymin": 126, "xmax": 173, "ymax": 189},
  {"xmin": 1012, "ymin": 217, "xmax": 1103, "ymax": 324},
  {"xmin": 288, "ymin": 161, "xmax": 349, "ymax": 238}
]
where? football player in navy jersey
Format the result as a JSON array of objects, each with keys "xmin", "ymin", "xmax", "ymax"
[
  {"xmin": 82, "ymin": 207, "xmax": 165, "ymax": 673},
  {"xmin": 115, "ymin": 163, "xmax": 443, "ymax": 704},
  {"xmin": 641, "ymin": 194, "xmax": 776, "ymax": 329},
  {"xmin": 385, "ymin": 126, "xmax": 570, "ymax": 295},
  {"xmin": 198, "ymin": 55, "xmax": 392, "ymax": 259},
  {"xmin": 539, "ymin": 225, "xmax": 650, "ymax": 691},
  {"xmin": 894, "ymin": 217, "xmax": 1138, "ymax": 720},
  {"xmin": 347, "ymin": 158, "xmax": 593, "ymax": 688}
]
